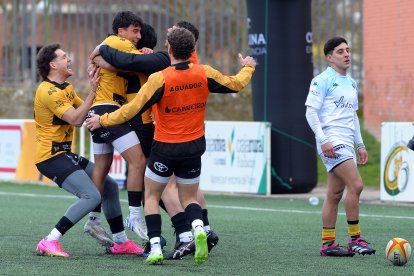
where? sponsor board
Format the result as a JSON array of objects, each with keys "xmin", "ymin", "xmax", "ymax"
[{"xmin": 380, "ymin": 122, "xmax": 414, "ymax": 202}]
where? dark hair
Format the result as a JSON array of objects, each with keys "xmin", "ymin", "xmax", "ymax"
[
  {"xmin": 323, "ymin": 37, "xmax": 348, "ymax": 56},
  {"xmin": 36, "ymin": 43, "xmax": 60, "ymax": 80},
  {"xmin": 112, "ymin": 11, "xmax": 143, "ymax": 34},
  {"xmin": 176, "ymin": 20, "xmax": 199, "ymax": 42},
  {"xmin": 167, "ymin": 28, "xmax": 195, "ymax": 60},
  {"xmin": 137, "ymin": 23, "xmax": 157, "ymax": 50}
]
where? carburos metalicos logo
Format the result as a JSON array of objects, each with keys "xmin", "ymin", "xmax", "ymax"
[
  {"xmin": 383, "ymin": 144, "xmax": 410, "ymax": 196},
  {"xmin": 164, "ymin": 102, "xmax": 206, "ymax": 114}
]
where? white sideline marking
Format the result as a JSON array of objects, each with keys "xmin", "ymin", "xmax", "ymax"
[
  {"xmin": 1, "ymin": 191, "xmax": 414, "ymax": 220},
  {"xmin": 208, "ymin": 205, "xmax": 414, "ymax": 220}
]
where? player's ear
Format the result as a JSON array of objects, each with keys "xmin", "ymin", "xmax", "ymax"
[{"xmin": 49, "ymin": 61, "xmax": 57, "ymax": 70}]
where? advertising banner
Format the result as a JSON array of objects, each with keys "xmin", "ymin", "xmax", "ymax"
[
  {"xmin": 200, "ymin": 121, "xmax": 271, "ymax": 195},
  {"xmin": 380, "ymin": 122, "xmax": 414, "ymax": 202},
  {"xmin": 0, "ymin": 119, "xmax": 52, "ymax": 183}
]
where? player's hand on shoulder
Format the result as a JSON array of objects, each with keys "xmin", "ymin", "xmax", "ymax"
[
  {"xmin": 238, "ymin": 53, "xmax": 256, "ymax": 68},
  {"xmin": 85, "ymin": 114, "xmax": 101, "ymax": 131},
  {"xmin": 140, "ymin": 47, "xmax": 154, "ymax": 54},
  {"xmin": 89, "ymin": 42, "xmax": 105, "ymax": 60}
]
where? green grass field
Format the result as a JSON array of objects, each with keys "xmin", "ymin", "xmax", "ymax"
[{"xmin": 1, "ymin": 182, "xmax": 413, "ymax": 275}]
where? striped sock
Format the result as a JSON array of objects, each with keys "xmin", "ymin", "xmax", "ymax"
[{"xmin": 322, "ymin": 227, "xmax": 335, "ymax": 245}]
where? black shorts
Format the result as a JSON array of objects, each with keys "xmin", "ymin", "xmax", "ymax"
[
  {"xmin": 133, "ymin": 123, "xmax": 154, "ymax": 159},
  {"xmin": 147, "ymin": 136, "xmax": 205, "ymax": 179},
  {"xmin": 88, "ymin": 105, "xmax": 133, "ymax": 144},
  {"xmin": 36, "ymin": 152, "xmax": 89, "ymax": 187},
  {"xmin": 147, "ymin": 150, "xmax": 202, "ymax": 180},
  {"xmin": 151, "ymin": 136, "xmax": 206, "ymax": 159}
]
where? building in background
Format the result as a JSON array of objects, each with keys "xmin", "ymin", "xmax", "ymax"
[{"xmin": 363, "ymin": 0, "xmax": 414, "ymax": 140}]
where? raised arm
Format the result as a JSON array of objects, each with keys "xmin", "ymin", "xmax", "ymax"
[{"xmin": 205, "ymin": 53, "xmax": 256, "ymax": 94}]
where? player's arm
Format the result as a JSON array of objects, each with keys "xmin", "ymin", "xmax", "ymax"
[
  {"xmin": 92, "ymin": 56, "xmax": 117, "ymax": 71},
  {"xmin": 353, "ymin": 112, "xmax": 368, "ymax": 164},
  {"xmin": 305, "ymin": 106, "xmax": 328, "ymax": 145},
  {"xmin": 99, "ymin": 45, "xmax": 171, "ymax": 75},
  {"xmin": 62, "ymin": 66, "xmax": 100, "ymax": 127},
  {"xmin": 85, "ymin": 72, "xmax": 164, "ymax": 130},
  {"xmin": 304, "ymin": 76, "xmax": 336, "ymax": 157},
  {"xmin": 205, "ymin": 53, "xmax": 256, "ymax": 94}
]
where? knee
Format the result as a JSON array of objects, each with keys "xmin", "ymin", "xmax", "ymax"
[
  {"xmin": 328, "ymin": 190, "xmax": 343, "ymax": 204},
  {"xmin": 350, "ymin": 180, "xmax": 364, "ymax": 196},
  {"xmin": 128, "ymin": 156, "xmax": 146, "ymax": 171},
  {"xmin": 88, "ymin": 189, "xmax": 102, "ymax": 206}
]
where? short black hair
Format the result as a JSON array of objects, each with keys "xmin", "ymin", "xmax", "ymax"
[
  {"xmin": 137, "ymin": 23, "xmax": 157, "ymax": 50},
  {"xmin": 36, "ymin": 43, "xmax": 60, "ymax": 80},
  {"xmin": 176, "ymin": 20, "xmax": 199, "ymax": 42},
  {"xmin": 167, "ymin": 28, "xmax": 195, "ymax": 60},
  {"xmin": 112, "ymin": 11, "xmax": 143, "ymax": 34},
  {"xmin": 324, "ymin": 37, "xmax": 348, "ymax": 56}
]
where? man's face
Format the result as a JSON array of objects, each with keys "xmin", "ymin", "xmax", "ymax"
[
  {"xmin": 327, "ymin": 42, "xmax": 350, "ymax": 73},
  {"xmin": 51, "ymin": 49, "xmax": 72, "ymax": 77},
  {"xmin": 118, "ymin": 25, "xmax": 141, "ymax": 46}
]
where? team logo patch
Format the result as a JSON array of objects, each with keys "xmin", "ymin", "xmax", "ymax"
[
  {"xmin": 154, "ymin": 162, "xmax": 168, "ymax": 173},
  {"xmin": 48, "ymin": 87, "xmax": 58, "ymax": 95},
  {"xmin": 383, "ymin": 144, "xmax": 410, "ymax": 196},
  {"xmin": 310, "ymin": 89, "xmax": 319, "ymax": 96}
]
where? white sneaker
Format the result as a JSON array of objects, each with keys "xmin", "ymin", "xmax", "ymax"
[
  {"xmin": 84, "ymin": 219, "xmax": 114, "ymax": 247},
  {"xmin": 145, "ymin": 244, "xmax": 163, "ymax": 265},
  {"xmin": 125, "ymin": 215, "xmax": 148, "ymax": 241}
]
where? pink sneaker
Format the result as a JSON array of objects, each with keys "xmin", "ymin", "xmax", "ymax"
[
  {"xmin": 110, "ymin": 240, "xmax": 144, "ymax": 255},
  {"xmin": 36, "ymin": 239, "xmax": 70, "ymax": 257}
]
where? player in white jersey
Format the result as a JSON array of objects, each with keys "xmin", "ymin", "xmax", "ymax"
[{"xmin": 305, "ymin": 37, "xmax": 376, "ymax": 257}]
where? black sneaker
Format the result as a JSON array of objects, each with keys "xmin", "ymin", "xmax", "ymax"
[
  {"xmin": 165, "ymin": 240, "xmax": 196, "ymax": 260},
  {"xmin": 348, "ymin": 237, "xmax": 376, "ymax": 255},
  {"xmin": 207, "ymin": 230, "xmax": 219, "ymax": 252},
  {"xmin": 142, "ymin": 236, "xmax": 167, "ymax": 257},
  {"xmin": 320, "ymin": 242, "xmax": 355, "ymax": 257}
]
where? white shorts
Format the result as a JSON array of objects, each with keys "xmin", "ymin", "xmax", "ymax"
[
  {"xmin": 93, "ymin": 131, "xmax": 140, "ymax": 155},
  {"xmin": 319, "ymin": 144, "xmax": 356, "ymax": 172}
]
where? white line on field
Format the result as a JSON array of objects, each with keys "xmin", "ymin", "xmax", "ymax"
[{"xmin": 1, "ymin": 191, "xmax": 414, "ymax": 220}]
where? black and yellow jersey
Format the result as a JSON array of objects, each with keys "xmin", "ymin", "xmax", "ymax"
[
  {"xmin": 99, "ymin": 61, "xmax": 255, "ymax": 143},
  {"xmin": 99, "ymin": 44, "xmax": 171, "ymax": 125},
  {"xmin": 123, "ymin": 72, "xmax": 153, "ymax": 125},
  {"xmin": 93, "ymin": 35, "xmax": 141, "ymax": 107},
  {"xmin": 34, "ymin": 80, "xmax": 83, "ymax": 163}
]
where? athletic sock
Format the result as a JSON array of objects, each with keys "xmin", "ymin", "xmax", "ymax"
[
  {"xmin": 322, "ymin": 227, "xmax": 335, "ymax": 245},
  {"xmin": 347, "ymin": 220, "xmax": 361, "ymax": 239},
  {"xmin": 46, "ymin": 228, "xmax": 62, "ymax": 241},
  {"xmin": 128, "ymin": 191, "xmax": 142, "ymax": 207},
  {"xmin": 113, "ymin": 230, "xmax": 128, "ymax": 244}
]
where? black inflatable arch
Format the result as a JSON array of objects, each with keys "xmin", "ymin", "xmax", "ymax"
[{"xmin": 247, "ymin": 0, "xmax": 317, "ymax": 193}]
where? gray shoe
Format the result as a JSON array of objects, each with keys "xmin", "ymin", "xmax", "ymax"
[
  {"xmin": 125, "ymin": 215, "xmax": 148, "ymax": 241},
  {"xmin": 84, "ymin": 220, "xmax": 114, "ymax": 247}
]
